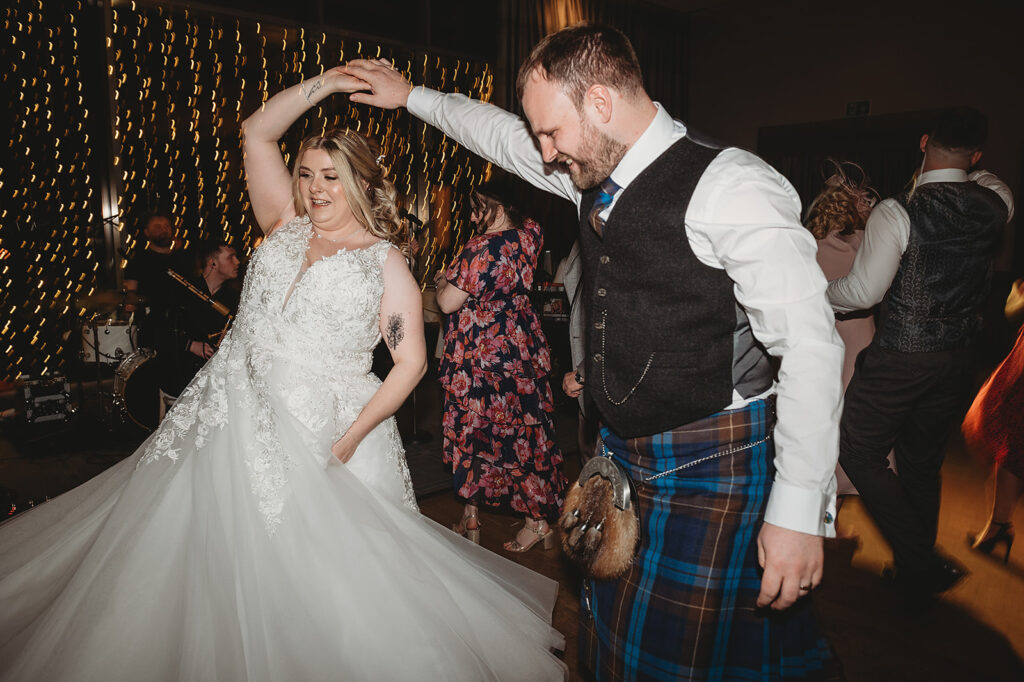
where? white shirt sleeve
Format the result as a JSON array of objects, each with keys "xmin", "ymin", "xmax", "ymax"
[
  {"xmin": 406, "ymin": 87, "xmax": 581, "ymax": 207},
  {"xmin": 969, "ymin": 169, "xmax": 1015, "ymax": 222},
  {"xmin": 687, "ymin": 149, "xmax": 844, "ymax": 537},
  {"xmin": 826, "ymin": 199, "xmax": 909, "ymax": 313}
]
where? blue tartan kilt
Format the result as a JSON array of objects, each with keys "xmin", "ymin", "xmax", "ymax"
[{"xmin": 579, "ymin": 398, "xmax": 834, "ymax": 681}]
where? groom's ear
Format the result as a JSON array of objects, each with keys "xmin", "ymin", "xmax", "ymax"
[{"xmin": 585, "ymin": 84, "xmax": 614, "ymax": 126}]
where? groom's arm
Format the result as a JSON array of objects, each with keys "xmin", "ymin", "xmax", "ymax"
[{"xmin": 345, "ymin": 60, "xmax": 581, "ymax": 207}]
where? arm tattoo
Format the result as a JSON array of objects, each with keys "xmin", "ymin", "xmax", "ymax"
[
  {"xmin": 300, "ymin": 77, "xmax": 324, "ymax": 103},
  {"xmin": 384, "ymin": 313, "xmax": 405, "ymax": 350}
]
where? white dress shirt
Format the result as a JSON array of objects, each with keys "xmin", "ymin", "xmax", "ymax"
[
  {"xmin": 828, "ymin": 169, "xmax": 1015, "ymax": 312},
  {"xmin": 408, "ymin": 87, "xmax": 845, "ymax": 537}
]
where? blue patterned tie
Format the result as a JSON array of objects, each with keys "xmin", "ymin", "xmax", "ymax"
[{"xmin": 588, "ymin": 177, "xmax": 621, "ymax": 236}]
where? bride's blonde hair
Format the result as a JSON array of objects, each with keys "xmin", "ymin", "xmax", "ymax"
[{"xmin": 291, "ymin": 129, "xmax": 407, "ymax": 255}]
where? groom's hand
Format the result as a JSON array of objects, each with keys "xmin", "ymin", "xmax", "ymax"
[
  {"xmin": 345, "ymin": 59, "xmax": 413, "ymax": 109},
  {"xmin": 321, "ymin": 66, "xmax": 370, "ymax": 95},
  {"xmin": 755, "ymin": 522, "xmax": 823, "ymax": 610}
]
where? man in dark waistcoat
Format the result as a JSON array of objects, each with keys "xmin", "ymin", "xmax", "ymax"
[
  {"xmin": 347, "ymin": 23, "xmax": 845, "ymax": 681},
  {"xmin": 829, "ymin": 107, "xmax": 1014, "ymax": 606}
]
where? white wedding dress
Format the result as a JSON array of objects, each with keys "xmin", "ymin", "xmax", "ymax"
[{"xmin": 0, "ymin": 217, "xmax": 566, "ymax": 681}]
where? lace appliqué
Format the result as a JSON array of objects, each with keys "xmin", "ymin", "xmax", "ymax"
[
  {"xmin": 137, "ymin": 217, "xmax": 419, "ymax": 528},
  {"xmin": 389, "ymin": 424, "xmax": 419, "ymax": 513},
  {"xmin": 137, "ymin": 341, "xmax": 231, "ymax": 468}
]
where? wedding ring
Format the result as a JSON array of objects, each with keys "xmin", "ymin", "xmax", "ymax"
[{"xmin": 799, "ymin": 584, "xmax": 813, "ymax": 591}]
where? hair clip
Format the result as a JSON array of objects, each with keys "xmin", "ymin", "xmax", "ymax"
[{"xmin": 376, "ymin": 154, "xmax": 385, "ymax": 165}]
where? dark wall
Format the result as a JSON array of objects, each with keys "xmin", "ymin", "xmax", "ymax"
[
  {"xmin": 190, "ymin": 0, "xmax": 500, "ymax": 61},
  {"xmin": 687, "ymin": 0, "xmax": 1023, "ymax": 271}
]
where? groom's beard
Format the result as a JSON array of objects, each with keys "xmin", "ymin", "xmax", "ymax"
[{"xmin": 561, "ymin": 117, "xmax": 627, "ymax": 190}]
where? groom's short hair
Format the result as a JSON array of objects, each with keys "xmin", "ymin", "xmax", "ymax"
[{"xmin": 515, "ymin": 23, "xmax": 644, "ymax": 109}]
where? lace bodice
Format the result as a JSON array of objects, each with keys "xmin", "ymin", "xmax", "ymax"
[
  {"xmin": 140, "ymin": 217, "xmax": 417, "ymax": 530},
  {"xmin": 235, "ymin": 217, "xmax": 390, "ymax": 375}
]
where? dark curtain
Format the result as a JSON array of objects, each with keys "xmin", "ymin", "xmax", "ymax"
[
  {"xmin": 500, "ymin": 0, "xmax": 689, "ymax": 118},
  {"xmin": 756, "ymin": 111, "xmax": 934, "ymax": 214},
  {"xmin": 494, "ymin": 0, "xmax": 690, "ymax": 262}
]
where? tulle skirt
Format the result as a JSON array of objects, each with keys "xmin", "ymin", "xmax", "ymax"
[{"xmin": 0, "ymin": 367, "xmax": 566, "ymax": 681}]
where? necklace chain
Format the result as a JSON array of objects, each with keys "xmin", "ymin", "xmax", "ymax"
[{"xmin": 312, "ymin": 227, "xmax": 357, "ymax": 244}]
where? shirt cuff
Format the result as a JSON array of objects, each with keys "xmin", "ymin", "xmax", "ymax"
[
  {"xmin": 763, "ymin": 478, "xmax": 837, "ymax": 538},
  {"xmin": 407, "ymin": 86, "xmax": 438, "ymax": 119}
]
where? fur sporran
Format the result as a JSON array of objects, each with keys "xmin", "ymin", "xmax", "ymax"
[{"xmin": 558, "ymin": 456, "xmax": 640, "ymax": 580}]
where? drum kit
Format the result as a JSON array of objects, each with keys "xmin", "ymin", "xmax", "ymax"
[{"xmin": 77, "ymin": 289, "xmax": 161, "ymax": 431}]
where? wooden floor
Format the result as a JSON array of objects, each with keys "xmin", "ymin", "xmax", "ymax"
[
  {"xmin": 3, "ymin": 386, "xmax": 1023, "ymax": 681},
  {"xmin": 415, "ymin": 397, "xmax": 1024, "ymax": 682},
  {"xmin": 418, "ymin": 438, "xmax": 1024, "ymax": 681}
]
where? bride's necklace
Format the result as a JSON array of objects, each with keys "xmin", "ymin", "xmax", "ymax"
[{"xmin": 313, "ymin": 226, "xmax": 359, "ymax": 244}]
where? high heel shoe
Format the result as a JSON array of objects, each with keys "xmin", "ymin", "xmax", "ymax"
[
  {"xmin": 504, "ymin": 519, "xmax": 556, "ymax": 553},
  {"xmin": 967, "ymin": 521, "xmax": 1014, "ymax": 564},
  {"xmin": 453, "ymin": 509, "xmax": 481, "ymax": 544}
]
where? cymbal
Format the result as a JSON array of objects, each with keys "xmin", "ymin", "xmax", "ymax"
[{"xmin": 76, "ymin": 290, "xmax": 147, "ymax": 310}]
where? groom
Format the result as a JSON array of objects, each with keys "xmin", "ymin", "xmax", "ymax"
[{"xmin": 347, "ymin": 23, "xmax": 843, "ymax": 680}]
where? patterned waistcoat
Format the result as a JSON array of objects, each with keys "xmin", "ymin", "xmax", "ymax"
[{"xmin": 879, "ymin": 182, "xmax": 1007, "ymax": 352}]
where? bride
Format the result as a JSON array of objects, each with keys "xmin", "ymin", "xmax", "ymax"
[{"xmin": 0, "ymin": 67, "xmax": 566, "ymax": 681}]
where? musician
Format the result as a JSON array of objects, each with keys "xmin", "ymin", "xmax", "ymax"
[
  {"xmin": 123, "ymin": 212, "xmax": 191, "ymax": 335},
  {"xmin": 166, "ymin": 240, "xmax": 241, "ymax": 394}
]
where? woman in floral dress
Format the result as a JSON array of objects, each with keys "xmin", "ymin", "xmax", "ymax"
[{"xmin": 435, "ymin": 179, "xmax": 567, "ymax": 552}]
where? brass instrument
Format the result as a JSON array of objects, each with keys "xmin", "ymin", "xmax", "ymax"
[{"xmin": 167, "ymin": 268, "xmax": 233, "ymax": 346}]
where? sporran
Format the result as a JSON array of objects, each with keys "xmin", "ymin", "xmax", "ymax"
[{"xmin": 558, "ymin": 451, "xmax": 640, "ymax": 580}]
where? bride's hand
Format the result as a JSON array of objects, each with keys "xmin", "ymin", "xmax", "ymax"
[{"xmin": 331, "ymin": 432, "xmax": 359, "ymax": 463}]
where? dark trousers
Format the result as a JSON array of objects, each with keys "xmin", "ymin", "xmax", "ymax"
[{"xmin": 839, "ymin": 343, "xmax": 972, "ymax": 573}]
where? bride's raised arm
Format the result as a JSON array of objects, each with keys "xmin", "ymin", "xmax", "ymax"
[{"xmin": 241, "ymin": 68, "xmax": 367, "ymax": 234}]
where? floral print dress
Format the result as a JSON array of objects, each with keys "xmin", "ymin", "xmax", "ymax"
[{"xmin": 440, "ymin": 218, "xmax": 567, "ymax": 520}]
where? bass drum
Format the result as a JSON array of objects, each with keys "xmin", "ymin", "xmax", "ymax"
[
  {"xmin": 82, "ymin": 320, "xmax": 137, "ymax": 364},
  {"xmin": 114, "ymin": 349, "xmax": 160, "ymax": 431}
]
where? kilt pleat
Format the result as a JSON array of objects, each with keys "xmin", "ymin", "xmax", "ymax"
[{"xmin": 579, "ymin": 398, "xmax": 834, "ymax": 681}]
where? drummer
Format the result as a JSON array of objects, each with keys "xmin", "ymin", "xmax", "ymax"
[{"xmin": 123, "ymin": 212, "xmax": 191, "ymax": 348}]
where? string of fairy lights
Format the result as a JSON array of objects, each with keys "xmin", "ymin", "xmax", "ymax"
[
  {"xmin": 2, "ymin": 0, "xmax": 493, "ymax": 382},
  {"xmin": 2, "ymin": 0, "xmax": 106, "ymax": 384}
]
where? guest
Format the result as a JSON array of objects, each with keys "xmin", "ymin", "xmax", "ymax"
[
  {"xmin": 557, "ymin": 239, "xmax": 598, "ymax": 463},
  {"xmin": 435, "ymin": 178, "xmax": 567, "ymax": 552},
  {"xmin": 963, "ymin": 278, "xmax": 1024, "ymax": 563},
  {"xmin": 805, "ymin": 161, "xmax": 887, "ymax": 504},
  {"xmin": 829, "ymin": 107, "xmax": 1014, "ymax": 603}
]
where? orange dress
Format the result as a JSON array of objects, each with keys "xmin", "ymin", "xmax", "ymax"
[{"xmin": 963, "ymin": 326, "xmax": 1024, "ymax": 477}]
